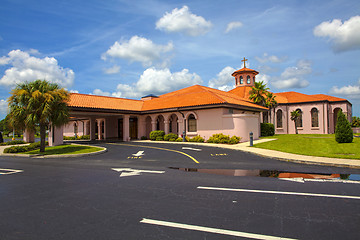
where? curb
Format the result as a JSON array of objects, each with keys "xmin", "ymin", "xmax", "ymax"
[{"xmin": 0, "ymin": 143, "xmax": 107, "ymax": 158}]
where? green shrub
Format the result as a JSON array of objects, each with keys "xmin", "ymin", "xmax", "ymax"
[
  {"xmin": 63, "ymin": 136, "xmax": 76, "ymax": 140},
  {"xmin": 155, "ymin": 136, "xmax": 164, "ymax": 141},
  {"xmin": 150, "ymin": 130, "xmax": 165, "ymax": 141},
  {"xmin": 141, "ymin": 136, "xmax": 147, "ymax": 140},
  {"xmin": 351, "ymin": 116, "xmax": 360, "ymax": 127},
  {"xmin": 335, "ymin": 110, "xmax": 353, "ymax": 143},
  {"xmin": 169, "ymin": 138, "xmax": 177, "ymax": 141},
  {"xmin": 3, "ymin": 141, "xmax": 48, "ymax": 153},
  {"xmin": 229, "ymin": 136, "xmax": 241, "ymax": 144},
  {"xmin": 188, "ymin": 135, "xmax": 205, "ymax": 142},
  {"xmin": 261, "ymin": 123, "xmax": 275, "ymax": 136},
  {"xmin": 0, "ymin": 140, "xmax": 26, "ymax": 146},
  {"xmin": 79, "ymin": 135, "xmax": 90, "ymax": 140},
  {"xmin": 207, "ymin": 133, "xmax": 240, "ymax": 144},
  {"xmin": 175, "ymin": 137, "xmax": 183, "ymax": 142},
  {"xmin": 164, "ymin": 133, "xmax": 178, "ymax": 141}
]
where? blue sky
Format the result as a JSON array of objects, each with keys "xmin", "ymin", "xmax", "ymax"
[{"xmin": 0, "ymin": 0, "xmax": 359, "ymax": 119}]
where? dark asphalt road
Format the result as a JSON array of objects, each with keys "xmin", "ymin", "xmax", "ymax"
[{"xmin": 0, "ymin": 142, "xmax": 359, "ymax": 240}]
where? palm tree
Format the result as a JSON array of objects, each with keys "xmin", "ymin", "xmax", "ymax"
[
  {"xmin": 8, "ymin": 80, "xmax": 70, "ymax": 152},
  {"xmin": 290, "ymin": 110, "xmax": 300, "ymax": 134},
  {"xmin": 265, "ymin": 92, "xmax": 277, "ymax": 124},
  {"xmin": 249, "ymin": 81, "xmax": 269, "ymax": 107}
]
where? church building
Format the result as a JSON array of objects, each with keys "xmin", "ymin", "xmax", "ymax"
[{"xmin": 46, "ymin": 59, "xmax": 352, "ymax": 146}]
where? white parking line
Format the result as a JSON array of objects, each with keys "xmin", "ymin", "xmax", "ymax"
[
  {"xmin": 197, "ymin": 186, "xmax": 360, "ymax": 200},
  {"xmin": 140, "ymin": 218, "xmax": 297, "ymax": 240},
  {"xmin": 0, "ymin": 168, "xmax": 23, "ymax": 175}
]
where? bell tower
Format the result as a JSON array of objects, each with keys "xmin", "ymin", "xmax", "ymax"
[{"xmin": 232, "ymin": 57, "xmax": 259, "ymax": 87}]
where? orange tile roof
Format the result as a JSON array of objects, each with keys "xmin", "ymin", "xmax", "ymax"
[
  {"xmin": 68, "ymin": 86, "xmax": 267, "ymax": 112},
  {"xmin": 274, "ymin": 91, "xmax": 322, "ymax": 104},
  {"xmin": 68, "ymin": 93, "xmax": 143, "ymax": 111},
  {"xmin": 311, "ymin": 94, "xmax": 347, "ymax": 102},
  {"xmin": 142, "ymin": 85, "xmax": 267, "ymax": 111},
  {"xmin": 228, "ymin": 86, "xmax": 253, "ymax": 99}
]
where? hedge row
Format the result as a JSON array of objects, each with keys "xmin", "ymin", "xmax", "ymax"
[
  {"xmin": 0, "ymin": 140, "xmax": 26, "ymax": 146},
  {"xmin": 3, "ymin": 141, "xmax": 49, "ymax": 153},
  {"xmin": 148, "ymin": 131, "xmax": 241, "ymax": 144},
  {"xmin": 63, "ymin": 135, "xmax": 90, "ymax": 140}
]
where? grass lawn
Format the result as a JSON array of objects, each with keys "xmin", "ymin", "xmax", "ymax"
[
  {"xmin": 23, "ymin": 144, "xmax": 104, "ymax": 155},
  {"xmin": 255, "ymin": 134, "xmax": 360, "ymax": 159}
]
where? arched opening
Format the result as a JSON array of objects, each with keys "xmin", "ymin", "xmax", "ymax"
[
  {"xmin": 240, "ymin": 76, "xmax": 243, "ymax": 84},
  {"xmin": 156, "ymin": 115, "xmax": 165, "ymax": 131},
  {"xmin": 276, "ymin": 109, "xmax": 283, "ymax": 128},
  {"xmin": 169, "ymin": 114, "xmax": 179, "ymax": 134},
  {"xmin": 188, "ymin": 114, "xmax": 197, "ymax": 132},
  {"xmin": 295, "ymin": 109, "xmax": 303, "ymax": 128},
  {"xmin": 311, "ymin": 108, "xmax": 319, "ymax": 128},
  {"xmin": 74, "ymin": 122, "xmax": 78, "ymax": 137},
  {"xmin": 247, "ymin": 75, "xmax": 251, "ymax": 84}
]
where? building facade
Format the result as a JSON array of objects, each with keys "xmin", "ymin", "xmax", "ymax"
[{"xmin": 48, "ymin": 65, "xmax": 351, "ymax": 146}]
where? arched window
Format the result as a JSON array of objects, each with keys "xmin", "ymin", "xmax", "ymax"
[
  {"xmin": 188, "ymin": 114, "xmax": 197, "ymax": 132},
  {"xmin": 276, "ymin": 109, "xmax": 283, "ymax": 128},
  {"xmin": 247, "ymin": 75, "xmax": 251, "ymax": 84},
  {"xmin": 240, "ymin": 76, "xmax": 243, "ymax": 84},
  {"xmin": 311, "ymin": 108, "xmax": 319, "ymax": 128},
  {"xmin": 296, "ymin": 109, "xmax": 303, "ymax": 128},
  {"xmin": 74, "ymin": 122, "xmax": 78, "ymax": 134}
]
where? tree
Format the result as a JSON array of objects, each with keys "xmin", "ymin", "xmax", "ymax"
[
  {"xmin": 335, "ymin": 109, "xmax": 353, "ymax": 143},
  {"xmin": 351, "ymin": 116, "xmax": 360, "ymax": 128},
  {"xmin": 249, "ymin": 81, "xmax": 277, "ymax": 123},
  {"xmin": 265, "ymin": 91, "xmax": 277, "ymax": 124},
  {"xmin": 249, "ymin": 81, "xmax": 269, "ymax": 107},
  {"xmin": 8, "ymin": 80, "xmax": 70, "ymax": 152},
  {"xmin": 290, "ymin": 110, "xmax": 300, "ymax": 134}
]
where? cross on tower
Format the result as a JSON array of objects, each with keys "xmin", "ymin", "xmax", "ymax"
[{"xmin": 241, "ymin": 57, "xmax": 248, "ymax": 68}]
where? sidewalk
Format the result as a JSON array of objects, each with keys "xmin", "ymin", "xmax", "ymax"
[{"xmin": 134, "ymin": 139, "xmax": 360, "ymax": 169}]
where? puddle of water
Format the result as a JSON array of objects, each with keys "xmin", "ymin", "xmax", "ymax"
[{"xmin": 169, "ymin": 167, "xmax": 360, "ymax": 181}]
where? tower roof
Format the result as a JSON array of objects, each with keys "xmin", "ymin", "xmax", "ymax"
[{"xmin": 232, "ymin": 67, "xmax": 259, "ymax": 76}]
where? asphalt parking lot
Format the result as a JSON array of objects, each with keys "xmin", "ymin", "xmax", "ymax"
[{"xmin": 0, "ymin": 142, "xmax": 359, "ymax": 240}]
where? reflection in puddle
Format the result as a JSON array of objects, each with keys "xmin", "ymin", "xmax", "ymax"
[{"xmin": 169, "ymin": 167, "xmax": 360, "ymax": 182}]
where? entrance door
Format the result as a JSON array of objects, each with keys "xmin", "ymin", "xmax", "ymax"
[
  {"xmin": 129, "ymin": 117, "xmax": 138, "ymax": 140},
  {"xmin": 118, "ymin": 118, "xmax": 123, "ymax": 139}
]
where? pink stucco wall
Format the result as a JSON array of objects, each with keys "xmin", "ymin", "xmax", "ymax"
[{"xmin": 272, "ymin": 101, "xmax": 351, "ymax": 135}]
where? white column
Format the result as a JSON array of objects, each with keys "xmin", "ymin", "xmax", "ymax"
[
  {"xmin": 49, "ymin": 125, "xmax": 63, "ymax": 146},
  {"xmin": 123, "ymin": 115, "xmax": 130, "ymax": 141},
  {"xmin": 151, "ymin": 120, "xmax": 157, "ymax": 131},
  {"xmin": 23, "ymin": 129, "xmax": 35, "ymax": 143},
  {"xmin": 89, "ymin": 117, "xmax": 96, "ymax": 140},
  {"xmin": 164, "ymin": 120, "xmax": 170, "ymax": 135},
  {"xmin": 97, "ymin": 119, "xmax": 102, "ymax": 140}
]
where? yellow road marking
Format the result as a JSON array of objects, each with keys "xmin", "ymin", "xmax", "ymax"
[{"xmin": 108, "ymin": 143, "xmax": 199, "ymax": 164}]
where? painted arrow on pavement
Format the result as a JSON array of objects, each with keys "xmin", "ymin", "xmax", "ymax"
[
  {"xmin": 112, "ymin": 168, "xmax": 165, "ymax": 177},
  {"xmin": 132, "ymin": 151, "xmax": 145, "ymax": 156}
]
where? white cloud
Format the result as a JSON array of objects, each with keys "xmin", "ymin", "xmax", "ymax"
[
  {"xmin": 225, "ymin": 21, "xmax": 243, "ymax": 33},
  {"xmin": 103, "ymin": 65, "xmax": 120, "ymax": 74},
  {"xmin": 0, "ymin": 99, "xmax": 8, "ymax": 117},
  {"xmin": 156, "ymin": 6, "xmax": 212, "ymax": 36},
  {"xmin": 0, "ymin": 49, "xmax": 74, "ymax": 88},
  {"xmin": 271, "ymin": 60, "xmax": 311, "ymax": 89},
  {"xmin": 93, "ymin": 67, "xmax": 202, "ymax": 99},
  {"xmin": 329, "ymin": 78, "xmax": 360, "ymax": 99},
  {"xmin": 208, "ymin": 66, "xmax": 236, "ymax": 90},
  {"xmin": 102, "ymin": 36, "xmax": 173, "ymax": 67},
  {"xmin": 255, "ymin": 53, "xmax": 287, "ymax": 63},
  {"xmin": 313, "ymin": 15, "xmax": 360, "ymax": 52},
  {"xmin": 256, "ymin": 74, "xmax": 270, "ymax": 85},
  {"xmin": 69, "ymin": 89, "xmax": 79, "ymax": 93}
]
